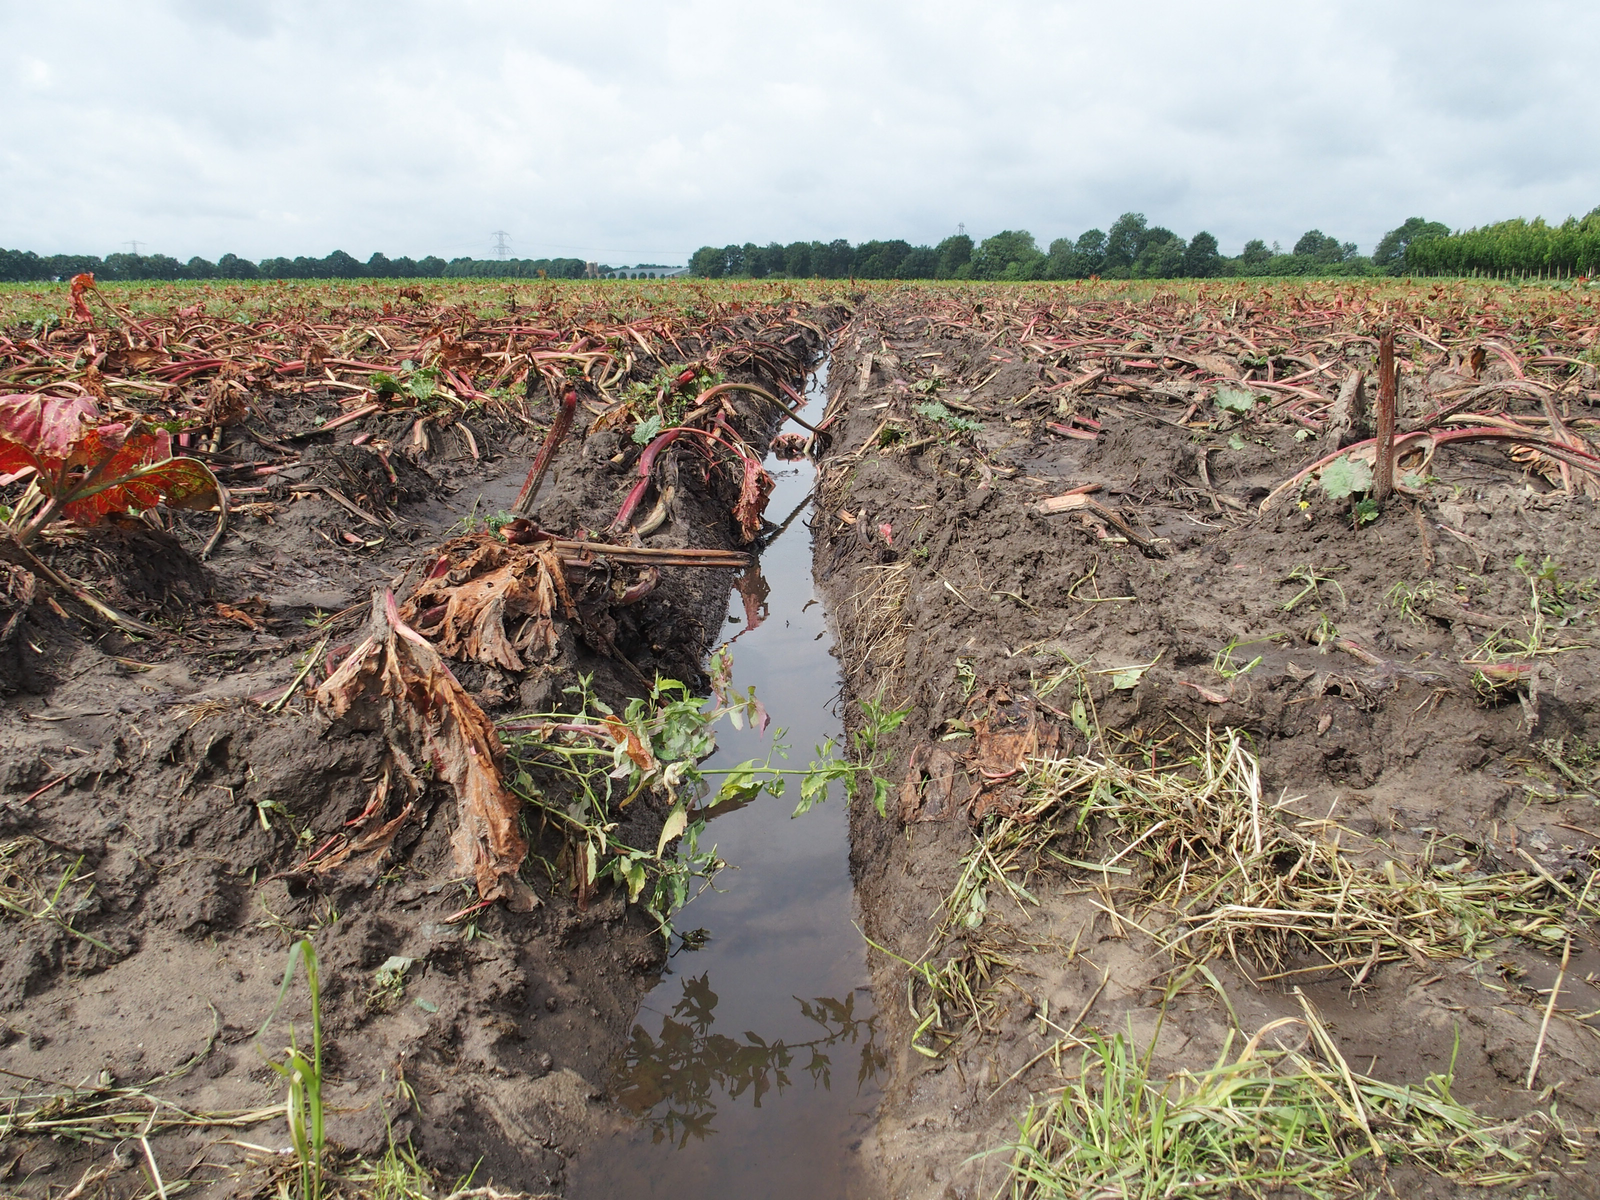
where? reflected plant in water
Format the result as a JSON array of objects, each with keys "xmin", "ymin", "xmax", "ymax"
[{"xmin": 615, "ymin": 972, "xmax": 887, "ymax": 1148}]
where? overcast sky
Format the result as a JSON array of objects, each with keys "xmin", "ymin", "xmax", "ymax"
[{"xmin": 3, "ymin": 0, "xmax": 1597, "ymax": 265}]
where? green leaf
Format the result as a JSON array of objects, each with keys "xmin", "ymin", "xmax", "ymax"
[
  {"xmin": 407, "ymin": 369, "xmax": 437, "ymax": 402},
  {"xmin": 370, "ymin": 372, "xmax": 402, "ymax": 396},
  {"xmin": 632, "ymin": 414, "xmax": 663, "ymax": 444},
  {"xmin": 1319, "ymin": 455, "xmax": 1373, "ymax": 501},
  {"xmin": 715, "ymin": 761, "xmax": 764, "ymax": 807},
  {"xmin": 1227, "ymin": 433, "xmax": 1247, "ymax": 451},
  {"xmin": 872, "ymin": 776, "xmax": 892, "ymax": 819},
  {"xmin": 1214, "ymin": 383, "xmax": 1259, "ymax": 414}
]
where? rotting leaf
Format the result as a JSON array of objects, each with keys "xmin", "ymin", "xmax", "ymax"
[
  {"xmin": 399, "ymin": 537, "xmax": 575, "ymax": 672},
  {"xmin": 732, "ymin": 455, "xmax": 775, "ymax": 543},
  {"xmin": 315, "ymin": 590, "xmax": 537, "ymax": 911}
]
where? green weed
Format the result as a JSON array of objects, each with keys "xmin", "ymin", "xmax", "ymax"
[
  {"xmin": 257, "ymin": 939, "xmax": 326, "ymax": 1200},
  {"xmin": 996, "ymin": 1012, "xmax": 1554, "ymax": 1199}
]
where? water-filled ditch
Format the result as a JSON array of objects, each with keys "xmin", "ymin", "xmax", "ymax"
[{"xmin": 569, "ymin": 362, "xmax": 882, "ymax": 1199}]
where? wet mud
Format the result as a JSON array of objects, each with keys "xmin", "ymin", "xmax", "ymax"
[
  {"xmin": 0, "ymin": 301, "xmax": 836, "ymax": 1197},
  {"xmin": 812, "ymin": 291, "xmax": 1600, "ymax": 1198}
]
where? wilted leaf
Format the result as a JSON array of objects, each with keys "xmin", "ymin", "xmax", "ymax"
[
  {"xmin": 69, "ymin": 274, "xmax": 96, "ymax": 323},
  {"xmin": 657, "ymin": 803, "xmax": 689, "ymax": 856},
  {"xmin": 1109, "ymin": 663, "xmax": 1150, "ymax": 690},
  {"xmin": 1319, "ymin": 455, "xmax": 1374, "ymax": 501},
  {"xmin": 373, "ymin": 955, "xmax": 415, "ymax": 988},
  {"xmin": 400, "ymin": 538, "xmax": 575, "ymax": 671}
]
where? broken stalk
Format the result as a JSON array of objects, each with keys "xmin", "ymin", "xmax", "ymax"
[
  {"xmin": 510, "ymin": 387, "xmax": 577, "ymax": 517},
  {"xmin": 1373, "ymin": 327, "xmax": 1396, "ymax": 506}
]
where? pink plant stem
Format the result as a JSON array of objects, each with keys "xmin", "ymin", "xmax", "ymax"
[
  {"xmin": 511, "ymin": 388, "xmax": 578, "ymax": 516},
  {"xmin": 1373, "ymin": 328, "xmax": 1397, "ymax": 504}
]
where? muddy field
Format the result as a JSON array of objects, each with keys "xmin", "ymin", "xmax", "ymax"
[
  {"xmin": 814, "ymin": 284, "xmax": 1600, "ymax": 1198},
  {"xmin": 1, "ymin": 276, "xmax": 1599, "ymax": 1200}
]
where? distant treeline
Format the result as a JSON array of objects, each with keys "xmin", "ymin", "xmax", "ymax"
[
  {"xmin": 0, "ymin": 249, "xmax": 611, "ymax": 283},
  {"xmin": 692, "ymin": 215, "xmax": 1403, "ymax": 281},
  {"xmin": 7, "ymin": 205, "xmax": 1597, "ymax": 285},
  {"xmin": 1402, "ymin": 209, "xmax": 1600, "ymax": 277},
  {"xmin": 691, "ymin": 209, "xmax": 1600, "ymax": 280}
]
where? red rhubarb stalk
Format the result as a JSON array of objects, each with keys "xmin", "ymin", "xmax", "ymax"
[{"xmin": 511, "ymin": 388, "xmax": 578, "ymax": 516}]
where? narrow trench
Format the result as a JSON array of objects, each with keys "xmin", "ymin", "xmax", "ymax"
[{"xmin": 569, "ymin": 360, "xmax": 883, "ymax": 1198}]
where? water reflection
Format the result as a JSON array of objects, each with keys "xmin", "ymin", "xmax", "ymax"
[{"xmin": 615, "ymin": 971, "xmax": 887, "ymax": 1149}]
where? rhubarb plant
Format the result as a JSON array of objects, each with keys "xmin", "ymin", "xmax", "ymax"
[{"xmin": 0, "ymin": 394, "xmax": 220, "ymax": 546}]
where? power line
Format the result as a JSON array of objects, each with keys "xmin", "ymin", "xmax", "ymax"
[
  {"xmin": 957, "ymin": 224, "xmax": 965, "ymax": 238},
  {"xmin": 490, "ymin": 230, "xmax": 511, "ymax": 260},
  {"xmin": 125, "ymin": 239, "xmax": 144, "ymax": 256}
]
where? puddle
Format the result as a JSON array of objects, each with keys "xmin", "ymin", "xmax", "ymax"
[{"xmin": 568, "ymin": 363, "xmax": 883, "ymax": 1198}]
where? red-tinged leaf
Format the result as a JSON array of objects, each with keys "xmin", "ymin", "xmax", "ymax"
[
  {"xmin": 69, "ymin": 273, "xmax": 96, "ymax": 323},
  {"xmin": 732, "ymin": 455, "xmax": 774, "ymax": 543},
  {"xmin": 58, "ymin": 454, "xmax": 220, "ymax": 524},
  {"xmin": 0, "ymin": 394, "xmax": 218, "ymax": 538},
  {"xmin": 0, "ymin": 393, "xmax": 101, "ymax": 462}
]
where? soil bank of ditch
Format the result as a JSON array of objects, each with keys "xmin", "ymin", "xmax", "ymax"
[
  {"xmin": 0, "ymin": 299, "xmax": 838, "ymax": 1197},
  {"xmin": 813, "ymin": 290, "xmax": 1600, "ymax": 1198}
]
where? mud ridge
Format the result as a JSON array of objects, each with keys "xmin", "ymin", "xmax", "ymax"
[
  {"xmin": 815, "ymin": 294, "xmax": 1600, "ymax": 1199},
  {"xmin": 0, "ymin": 302, "xmax": 843, "ymax": 1197}
]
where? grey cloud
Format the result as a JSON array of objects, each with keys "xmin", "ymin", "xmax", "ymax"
[{"xmin": 3, "ymin": 0, "xmax": 1597, "ymax": 263}]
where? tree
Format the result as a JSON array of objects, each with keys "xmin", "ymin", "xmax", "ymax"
[
  {"xmin": 971, "ymin": 230, "xmax": 1045, "ymax": 280},
  {"xmin": 856, "ymin": 240, "xmax": 913, "ymax": 278},
  {"xmin": 1239, "ymin": 239, "xmax": 1271, "ymax": 269},
  {"xmin": 1372, "ymin": 217, "xmax": 1450, "ymax": 273},
  {"xmin": 688, "ymin": 246, "xmax": 723, "ymax": 277},
  {"xmin": 1045, "ymin": 238, "xmax": 1076, "ymax": 280},
  {"xmin": 1104, "ymin": 213, "xmax": 1148, "ymax": 271},
  {"xmin": 1133, "ymin": 228, "xmax": 1184, "ymax": 277},
  {"xmin": 216, "ymin": 253, "xmax": 258, "ymax": 279},
  {"xmin": 816, "ymin": 239, "xmax": 855, "ymax": 278},
  {"xmin": 1182, "ymin": 231, "xmax": 1222, "ymax": 278},
  {"xmin": 322, "ymin": 250, "xmax": 364, "ymax": 278},
  {"xmin": 782, "ymin": 242, "xmax": 813, "ymax": 277},
  {"xmin": 900, "ymin": 246, "xmax": 938, "ymax": 278},
  {"xmin": 1292, "ymin": 230, "xmax": 1348, "ymax": 263},
  {"xmin": 934, "ymin": 234, "xmax": 973, "ymax": 279},
  {"xmin": 1074, "ymin": 229, "xmax": 1107, "ymax": 276}
]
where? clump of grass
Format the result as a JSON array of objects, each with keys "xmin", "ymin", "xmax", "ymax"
[
  {"xmin": 845, "ymin": 561, "xmax": 911, "ymax": 698},
  {"xmin": 953, "ymin": 728, "xmax": 1583, "ymax": 979},
  {"xmin": 997, "ymin": 1002, "xmax": 1562, "ymax": 1199},
  {"xmin": 0, "ymin": 836, "xmax": 109, "ymax": 950}
]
